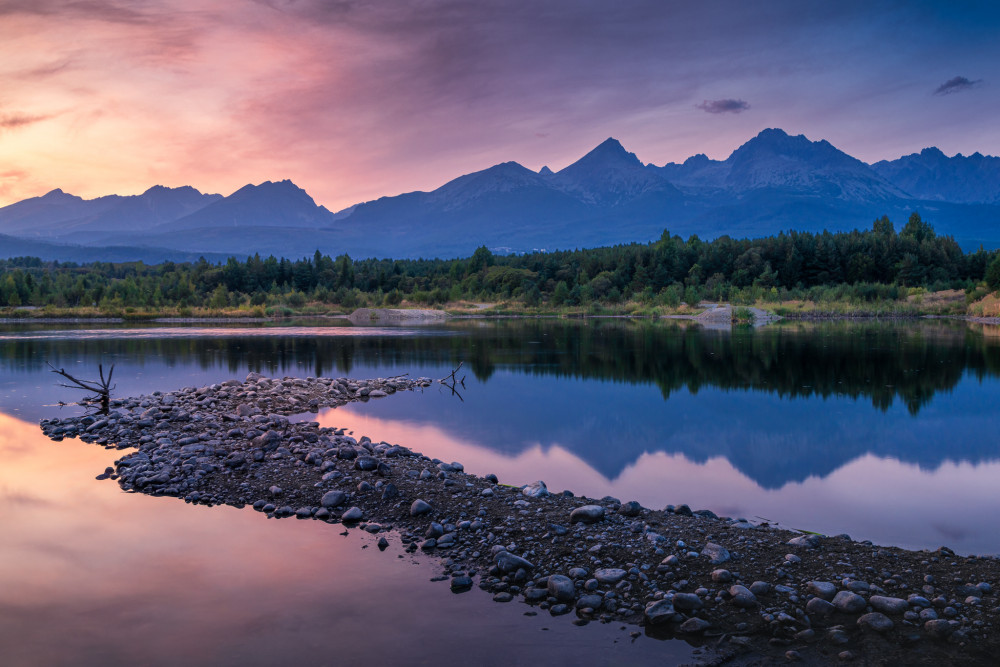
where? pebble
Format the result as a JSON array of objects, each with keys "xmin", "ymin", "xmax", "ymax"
[
  {"xmin": 728, "ymin": 585, "xmax": 758, "ymax": 609},
  {"xmin": 701, "ymin": 542, "xmax": 731, "ymax": 565},
  {"xmin": 547, "ymin": 575, "xmax": 576, "ymax": 602},
  {"xmin": 522, "ymin": 481, "xmax": 549, "ymax": 498},
  {"xmin": 341, "ymin": 506, "xmax": 363, "ymax": 522},
  {"xmin": 672, "ymin": 592, "xmax": 704, "ymax": 611},
  {"xmin": 869, "ymin": 595, "xmax": 909, "ymax": 615},
  {"xmin": 410, "ymin": 499, "xmax": 432, "ymax": 516},
  {"xmin": 320, "ymin": 490, "xmax": 347, "ymax": 508},
  {"xmin": 569, "ymin": 505, "xmax": 605, "ymax": 524},
  {"xmin": 594, "ymin": 568, "xmax": 627, "ymax": 585},
  {"xmin": 807, "ymin": 581, "xmax": 837, "ymax": 601},
  {"xmin": 832, "ymin": 590, "xmax": 867, "ymax": 614},
  {"xmin": 857, "ymin": 612, "xmax": 894, "ymax": 633}
]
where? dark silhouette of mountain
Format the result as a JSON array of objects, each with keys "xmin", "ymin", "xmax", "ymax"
[
  {"xmin": 0, "ymin": 186, "xmax": 221, "ymax": 237},
  {"xmin": 3, "ymin": 129, "xmax": 1000, "ymax": 262},
  {"xmin": 871, "ymin": 147, "xmax": 1000, "ymax": 204},
  {"xmin": 659, "ymin": 128, "xmax": 906, "ymax": 201},
  {"xmin": 159, "ymin": 180, "xmax": 334, "ymax": 230}
]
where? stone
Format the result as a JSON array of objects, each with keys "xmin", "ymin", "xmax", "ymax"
[
  {"xmin": 410, "ymin": 499, "xmax": 432, "ymax": 516},
  {"xmin": 619, "ymin": 501, "xmax": 642, "ymax": 517},
  {"xmin": 749, "ymin": 581, "xmax": 771, "ymax": 596},
  {"xmin": 869, "ymin": 595, "xmax": 909, "ymax": 615},
  {"xmin": 495, "ymin": 551, "xmax": 534, "ymax": 574},
  {"xmin": 493, "ymin": 592, "xmax": 513, "ymax": 603},
  {"xmin": 341, "ymin": 506, "xmax": 363, "ymax": 522},
  {"xmin": 923, "ymin": 619, "xmax": 958, "ymax": 640},
  {"xmin": 594, "ymin": 568, "xmax": 627, "ymax": 585},
  {"xmin": 569, "ymin": 505, "xmax": 605, "ymax": 524},
  {"xmin": 451, "ymin": 575, "xmax": 473, "ymax": 591},
  {"xmin": 806, "ymin": 597, "xmax": 835, "ymax": 617},
  {"xmin": 320, "ymin": 490, "xmax": 347, "ymax": 508},
  {"xmin": 354, "ymin": 456, "xmax": 378, "ymax": 471},
  {"xmin": 576, "ymin": 594, "xmax": 603, "ymax": 611},
  {"xmin": 787, "ymin": 534, "xmax": 821, "ymax": 548},
  {"xmin": 644, "ymin": 599, "xmax": 678, "ymax": 625},
  {"xmin": 857, "ymin": 612, "xmax": 893, "ymax": 633},
  {"xmin": 521, "ymin": 480, "xmax": 549, "ymax": 498},
  {"xmin": 547, "ymin": 574, "xmax": 576, "ymax": 602},
  {"xmin": 672, "ymin": 592, "xmax": 704, "ymax": 611},
  {"xmin": 701, "ymin": 542, "xmax": 731, "ymax": 565},
  {"xmin": 728, "ymin": 585, "xmax": 758, "ymax": 608},
  {"xmin": 679, "ymin": 617, "xmax": 711, "ymax": 634},
  {"xmin": 807, "ymin": 581, "xmax": 837, "ymax": 601},
  {"xmin": 381, "ymin": 483, "xmax": 399, "ymax": 500},
  {"xmin": 712, "ymin": 569, "xmax": 732, "ymax": 583},
  {"xmin": 832, "ymin": 591, "xmax": 867, "ymax": 614}
]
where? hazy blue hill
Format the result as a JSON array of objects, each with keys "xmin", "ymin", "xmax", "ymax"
[
  {"xmin": 0, "ymin": 189, "xmax": 119, "ymax": 235},
  {"xmin": 83, "ymin": 185, "xmax": 222, "ymax": 231},
  {"xmin": 0, "ymin": 232, "xmax": 230, "ymax": 264},
  {"xmin": 872, "ymin": 147, "xmax": 1000, "ymax": 204},
  {"xmin": 160, "ymin": 180, "xmax": 335, "ymax": 230},
  {"xmin": 0, "ymin": 186, "xmax": 220, "ymax": 237}
]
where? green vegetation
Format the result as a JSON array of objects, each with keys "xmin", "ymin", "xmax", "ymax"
[
  {"xmin": 1, "ymin": 213, "xmax": 998, "ymax": 318},
  {"xmin": 731, "ymin": 307, "xmax": 754, "ymax": 324}
]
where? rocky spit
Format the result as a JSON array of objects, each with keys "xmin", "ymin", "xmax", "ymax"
[{"xmin": 40, "ymin": 373, "xmax": 1000, "ymax": 666}]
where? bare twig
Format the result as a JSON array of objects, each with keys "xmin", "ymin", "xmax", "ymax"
[
  {"xmin": 439, "ymin": 361, "xmax": 464, "ymax": 384},
  {"xmin": 49, "ymin": 363, "xmax": 116, "ymax": 414},
  {"xmin": 438, "ymin": 361, "xmax": 466, "ymax": 401}
]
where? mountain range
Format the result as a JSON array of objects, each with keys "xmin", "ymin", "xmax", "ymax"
[{"xmin": 3, "ymin": 128, "xmax": 1000, "ymax": 262}]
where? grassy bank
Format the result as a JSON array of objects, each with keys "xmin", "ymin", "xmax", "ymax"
[{"xmin": 3, "ymin": 287, "xmax": 999, "ymax": 321}]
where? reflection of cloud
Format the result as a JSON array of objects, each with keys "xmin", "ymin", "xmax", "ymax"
[
  {"xmin": 933, "ymin": 76, "xmax": 982, "ymax": 95},
  {"xmin": 0, "ymin": 485, "xmax": 56, "ymax": 507},
  {"xmin": 696, "ymin": 98, "xmax": 750, "ymax": 114}
]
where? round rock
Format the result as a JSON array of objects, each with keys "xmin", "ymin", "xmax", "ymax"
[
  {"xmin": 341, "ymin": 506, "xmax": 363, "ymax": 522},
  {"xmin": 569, "ymin": 505, "xmax": 605, "ymax": 524},
  {"xmin": 320, "ymin": 490, "xmax": 347, "ymax": 508},
  {"xmin": 547, "ymin": 574, "xmax": 576, "ymax": 602},
  {"xmin": 857, "ymin": 612, "xmax": 893, "ymax": 633},
  {"xmin": 832, "ymin": 590, "xmax": 867, "ymax": 614},
  {"xmin": 594, "ymin": 568, "xmax": 627, "ymax": 585},
  {"xmin": 410, "ymin": 499, "xmax": 432, "ymax": 516}
]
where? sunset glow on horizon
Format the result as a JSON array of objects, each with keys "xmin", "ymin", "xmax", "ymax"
[{"xmin": 2, "ymin": 1, "xmax": 998, "ymax": 209}]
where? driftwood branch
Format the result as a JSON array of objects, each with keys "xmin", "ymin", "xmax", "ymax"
[
  {"xmin": 49, "ymin": 363, "xmax": 115, "ymax": 414},
  {"xmin": 438, "ymin": 362, "xmax": 466, "ymax": 402}
]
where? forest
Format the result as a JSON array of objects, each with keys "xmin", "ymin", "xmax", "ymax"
[{"xmin": 2, "ymin": 213, "xmax": 999, "ymax": 315}]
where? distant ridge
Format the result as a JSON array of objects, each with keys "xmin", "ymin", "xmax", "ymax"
[{"xmin": 3, "ymin": 128, "xmax": 1000, "ymax": 262}]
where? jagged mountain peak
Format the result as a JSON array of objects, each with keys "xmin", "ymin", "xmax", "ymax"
[{"xmin": 561, "ymin": 137, "xmax": 642, "ymax": 173}]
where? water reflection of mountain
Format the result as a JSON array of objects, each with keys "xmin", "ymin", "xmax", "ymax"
[{"xmin": 3, "ymin": 319, "xmax": 1000, "ymax": 489}]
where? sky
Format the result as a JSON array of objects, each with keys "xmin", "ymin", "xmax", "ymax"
[{"xmin": 1, "ymin": 0, "xmax": 998, "ymax": 210}]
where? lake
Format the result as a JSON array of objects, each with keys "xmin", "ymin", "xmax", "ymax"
[{"xmin": 3, "ymin": 317, "xmax": 1000, "ymax": 665}]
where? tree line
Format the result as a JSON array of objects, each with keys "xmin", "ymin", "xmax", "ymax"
[{"xmin": 2, "ymin": 213, "xmax": 999, "ymax": 311}]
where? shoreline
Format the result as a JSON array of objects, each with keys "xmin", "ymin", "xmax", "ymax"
[{"xmin": 38, "ymin": 374, "xmax": 1000, "ymax": 665}]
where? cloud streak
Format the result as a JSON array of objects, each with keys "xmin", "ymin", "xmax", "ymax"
[
  {"xmin": 696, "ymin": 99, "xmax": 750, "ymax": 114},
  {"xmin": 0, "ymin": 112, "xmax": 52, "ymax": 132},
  {"xmin": 933, "ymin": 76, "xmax": 983, "ymax": 95}
]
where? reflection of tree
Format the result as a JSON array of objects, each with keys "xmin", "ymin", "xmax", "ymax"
[{"xmin": 1, "ymin": 319, "xmax": 997, "ymax": 416}]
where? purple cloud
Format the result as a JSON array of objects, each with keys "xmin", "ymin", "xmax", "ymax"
[
  {"xmin": 696, "ymin": 98, "xmax": 750, "ymax": 114},
  {"xmin": 933, "ymin": 76, "xmax": 982, "ymax": 95}
]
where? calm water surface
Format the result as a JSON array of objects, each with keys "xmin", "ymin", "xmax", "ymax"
[{"xmin": 2, "ymin": 317, "xmax": 1000, "ymax": 665}]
